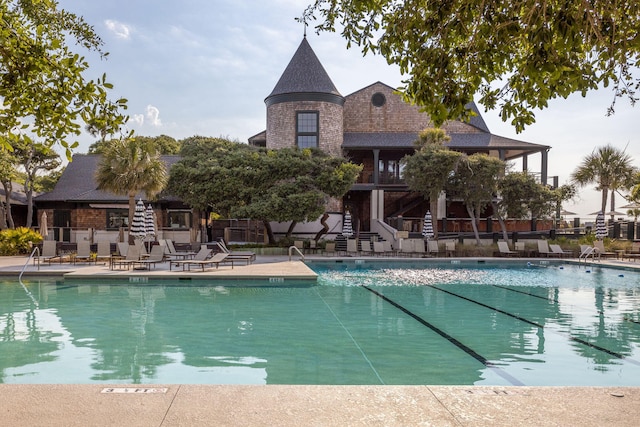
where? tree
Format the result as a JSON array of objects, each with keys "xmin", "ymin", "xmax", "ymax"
[
  {"xmin": 167, "ymin": 137, "xmax": 362, "ymax": 244},
  {"xmin": 95, "ymin": 137, "xmax": 167, "ymax": 243},
  {"xmin": 0, "ymin": 146, "xmax": 18, "ymax": 229},
  {"xmin": 571, "ymin": 145, "xmax": 637, "ymax": 217},
  {"xmin": 446, "ymin": 153, "xmax": 505, "ymax": 244},
  {"xmin": 497, "ymin": 172, "xmax": 576, "ymax": 240},
  {"xmin": 304, "ymin": 1, "xmax": 640, "ymax": 131},
  {"xmin": 0, "ymin": 0, "xmax": 128, "ymax": 158},
  {"xmin": 401, "ymin": 128, "xmax": 463, "ymax": 238},
  {"xmin": 88, "ymin": 135, "xmax": 181, "ymax": 155}
]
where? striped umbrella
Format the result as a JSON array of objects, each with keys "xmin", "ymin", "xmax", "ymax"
[
  {"xmin": 145, "ymin": 204, "xmax": 156, "ymax": 239},
  {"xmin": 421, "ymin": 210, "xmax": 434, "ymax": 240},
  {"xmin": 342, "ymin": 211, "xmax": 354, "ymax": 237},
  {"xmin": 129, "ymin": 199, "xmax": 147, "ymax": 240},
  {"xmin": 595, "ymin": 211, "xmax": 607, "ymax": 239}
]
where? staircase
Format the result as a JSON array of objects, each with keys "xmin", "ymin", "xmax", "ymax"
[{"xmin": 334, "ymin": 232, "xmax": 386, "ymax": 252}]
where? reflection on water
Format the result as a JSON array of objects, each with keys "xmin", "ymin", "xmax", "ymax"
[{"xmin": 0, "ymin": 264, "xmax": 639, "ymax": 385}]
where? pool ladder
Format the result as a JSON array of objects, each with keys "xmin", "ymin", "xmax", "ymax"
[
  {"xmin": 288, "ymin": 245, "xmax": 305, "ymax": 261},
  {"xmin": 18, "ymin": 246, "xmax": 40, "ymax": 307}
]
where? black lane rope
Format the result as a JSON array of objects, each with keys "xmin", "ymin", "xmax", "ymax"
[
  {"xmin": 362, "ymin": 285, "xmax": 525, "ymax": 386},
  {"xmin": 430, "ymin": 285, "xmax": 640, "ymax": 366}
]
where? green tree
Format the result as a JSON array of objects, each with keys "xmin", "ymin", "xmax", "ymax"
[
  {"xmin": 0, "ymin": 146, "xmax": 18, "ymax": 229},
  {"xmin": 498, "ymin": 172, "xmax": 576, "ymax": 240},
  {"xmin": 401, "ymin": 128, "xmax": 462, "ymax": 238},
  {"xmin": 34, "ymin": 166, "xmax": 65, "ymax": 193},
  {"xmin": 571, "ymin": 145, "xmax": 637, "ymax": 217},
  {"xmin": 446, "ymin": 153, "xmax": 505, "ymax": 244},
  {"xmin": 88, "ymin": 135, "xmax": 181, "ymax": 155},
  {"xmin": 95, "ymin": 137, "xmax": 167, "ymax": 243},
  {"xmin": 304, "ymin": 1, "xmax": 640, "ymax": 131},
  {"xmin": 167, "ymin": 137, "xmax": 361, "ymax": 244},
  {"xmin": 12, "ymin": 137, "xmax": 61, "ymax": 228},
  {"xmin": 0, "ymin": 0, "xmax": 128, "ymax": 158}
]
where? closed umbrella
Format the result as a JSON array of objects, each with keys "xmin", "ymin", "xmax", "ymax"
[
  {"xmin": 129, "ymin": 199, "xmax": 147, "ymax": 240},
  {"xmin": 595, "ymin": 211, "xmax": 607, "ymax": 239},
  {"xmin": 145, "ymin": 204, "xmax": 156, "ymax": 250},
  {"xmin": 39, "ymin": 211, "xmax": 49, "ymax": 240},
  {"xmin": 421, "ymin": 210, "xmax": 434, "ymax": 240},
  {"xmin": 342, "ymin": 211, "xmax": 354, "ymax": 238}
]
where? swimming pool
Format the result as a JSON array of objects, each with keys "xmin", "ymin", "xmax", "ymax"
[{"xmin": 1, "ymin": 261, "xmax": 639, "ymax": 385}]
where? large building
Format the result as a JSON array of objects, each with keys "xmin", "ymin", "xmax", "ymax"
[{"xmin": 249, "ymin": 37, "xmax": 551, "ymax": 238}]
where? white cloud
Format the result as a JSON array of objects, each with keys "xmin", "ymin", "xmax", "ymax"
[
  {"xmin": 146, "ymin": 105, "xmax": 162, "ymax": 126},
  {"xmin": 131, "ymin": 114, "xmax": 144, "ymax": 126},
  {"xmin": 104, "ymin": 19, "xmax": 131, "ymax": 39}
]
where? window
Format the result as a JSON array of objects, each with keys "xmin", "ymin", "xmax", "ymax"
[
  {"xmin": 296, "ymin": 111, "xmax": 318, "ymax": 148},
  {"xmin": 371, "ymin": 92, "xmax": 386, "ymax": 107},
  {"xmin": 167, "ymin": 210, "xmax": 192, "ymax": 229},
  {"xmin": 378, "ymin": 159, "xmax": 405, "ymax": 184},
  {"xmin": 106, "ymin": 209, "xmax": 129, "ymax": 230}
]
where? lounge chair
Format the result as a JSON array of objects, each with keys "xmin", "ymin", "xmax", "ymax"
[
  {"xmin": 427, "ymin": 240, "xmax": 439, "ymax": 257},
  {"xmin": 360, "ymin": 240, "xmax": 373, "ymax": 255},
  {"xmin": 165, "ymin": 239, "xmax": 197, "ymax": 258},
  {"xmin": 445, "ymin": 241, "xmax": 456, "ymax": 257},
  {"xmin": 170, "ymin": 247, "xmax": 212, "ymax": 271},
  {"xmin": 73, "ymin": 241, "xmax": 95, "ymax": 264},
  {"xmin": 400, "ymin": 239, "xmax": 414, "ymax": 257},
  {"xmin": 172, "ymin": 252, "xmax": 233, "ymax": 272},
  {"xmin": 324, "ymin": 242, "xmax": 336, "ymax": 256},
  {"xmin": 95, "ymin": 241, "xmax": 112, "ymax": 264},
  {"xmin": 593, "ymin": 241, "xmax": 617, "ymax": 259},
  {"xmin": 537, "ymin": 240, "xmax": 560, "ymax": 257},
  {"xmin": 373, "ymin": 241, "xmax": 385, "ymax": 256},
  {"xmin": 117, "ymin": 242, "xmax": 129, "ymax": 257},
  {"xmin": 37, "ymin": 240, "xmax": 64, "ymax": 265},
  {"xmin": 111, "ymin": 245, "xmax": 141, "ymax": 270},
  {"xmin": 514, "ymin": 242, "xmax": 528, "ymax": 256},
  {"xmin": 215, "ymin": 240, "xmax": 256, "ymax": 264},
  {"xmin": 382, "ymin": 240, "xmax": 396, "ymax": 256},
  {"xmin": 134, "ymin": 244, "xmax": 167, "ymax": 269},
  {"xmin": 413, "ymin": 239, "xmax": 426, "ymax": 257},
  {"xmin": 549, "ymin": 244, "xmax": 573, "ymax": 258},
  {"xmin": 497, "ymin": 241, "xmax": 518, "ymax": 257},
  {"xmin": 624, "ymin": 242, "xmax": 640, "ymax": 262},
  {"xmin": 346, "ymin": 239, "xmax": 359, "ymax": 256}
]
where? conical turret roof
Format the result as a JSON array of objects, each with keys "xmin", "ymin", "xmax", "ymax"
[{"xmin": 266, "ymin": 37, "xmax": 343, "ymax": 106}]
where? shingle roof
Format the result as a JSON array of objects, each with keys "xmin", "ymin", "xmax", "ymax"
[
  {"xmin": 342, "ymin": 132, "xmax": 550, "ymax": 152},
  {"xmin": 35, "ymin": 154, "xmax": 181, "ymax": 203},
  {"xmin": 266, "ymin": 37, "xmax": 342, "ymax": 100}
]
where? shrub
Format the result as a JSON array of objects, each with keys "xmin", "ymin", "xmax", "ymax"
[{"xmin": 0, "ymin": 227, "xmax": 43, "ymax": 256}]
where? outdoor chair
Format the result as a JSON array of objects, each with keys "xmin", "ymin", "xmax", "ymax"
[
  {"xmin": 497, "ymin": 241, "xmax": 518, "ymax": 257},
  {"xmin": 215, "ymin": 240, "xmax": 256, "ymax": 264},
  {"xmin": 445, "ymin": 241, "xmax": 456, "ymax": 257},
  {"xmin": 624, "ymin": 242, "xmax": 640, "ymax": 261},
  {"xmin": 134, "ymin": 244, "xmax": 167, "ymax": 270},
  {"xmin": 427, "ymin": 240, "xmax": 439, "ymax": 257},
  {"xmin": 346, "ymin": 239, "xmax": 359, "ymax": 256},
  {"xmin": 593, "ymin": 241, "xmax": 617, "ymax": 259},
  {"xmin": 537, "ymin": 240, "xmax": 560, "ymax": 257},
  {"xmin": 170, "ymin": 247, "xmax": 212, "ymax": 270},
  {"xmin": 382, "ymin": 240, "xmax": 396, "ymax": 256},
  {"xmin": 324, "ymin": 242, "xmax": 336, "ymax": 256},
  {"xmin": 400, "ymin": 239, "xmax": 414, "ymax": 257},
  {"xmin": 373, "ymin": 241, "xmax": 385, "ymax": 256},
  {"xmin": 95, "ymin": 241, "xmax": 112, "ymax": 264},
  {"xmin": 413, "ymin": 239, "xmax": 426, "ymax": 257},
  {"xmin": 111, "ymin": 245, "xmax": 141, "ymax": 270},
  {"xmin": 37, "ymin": 240, "xmax": 65, "ymax": 265},
  {"xmin": 360, "ymin": 240, "xmax": 373, "ymax": 255},
  {"xmin": 172, "ymin": 252, "xmax": 233, "ymax": 272},
  {"xmin": 579, "ymin": 244, "xmax": 600, "ymax": 261},
  {"xmin": 549, "ymin": 244, "xmax": 573, "ymax": 258},
  {"xmin": 73, "ymin": 241, "xmax": 95, "ymax": 264}
]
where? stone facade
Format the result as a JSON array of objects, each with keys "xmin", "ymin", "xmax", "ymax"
[{"xmin": 266, "ymin": 101, "xmax": 343, "ymax": 156}]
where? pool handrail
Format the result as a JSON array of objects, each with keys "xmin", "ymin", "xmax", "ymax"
[
  {"xmin": 18, "ymin": 246, "xmax": 40, "ymax": 307},
  {"xmin": 288, "ymin": 245, "xmax": 305, "ymax": 261}
]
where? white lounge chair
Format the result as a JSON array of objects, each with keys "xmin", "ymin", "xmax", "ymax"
[
  {"xmin": 427, "ymin": 240, "xmax": 439, "ymax": 257},
  {"xmin": 549, "ymin": 244, "xmax": 573, "ymax": 258},
  {"xmin": 497, "ymin": 241, "xmax": 518, "ymax": 257},
  {"xmin": 172, "ymin": 252, "xmax": 232, "ymax": 272},
  {"xmin": 37, "ymin": 240, "xmax": 64, "ymax": 265},
  {"xmin": 537, "ymin": 240, "xmax": 560, "ymax": 257},
  {"xmin": 73, "ymin": 241, "xmax": 95, "ymax": 264}
]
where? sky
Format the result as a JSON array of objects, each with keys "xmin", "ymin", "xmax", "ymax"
[{"xmin": 57, "ymin": 0, "xmax": 639, "ymax": 218}]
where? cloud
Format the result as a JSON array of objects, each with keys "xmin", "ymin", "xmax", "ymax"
[
  {"xmin": 131, "ymin": 114, "xmax": 144, "ymax": 126},
  {"xmin": 146, "ymin": 105, "xmax": 162, "ymax": 126},
  {"xmin": 104, "ymin": 19, "xmax": 131, "ymax": 39}
]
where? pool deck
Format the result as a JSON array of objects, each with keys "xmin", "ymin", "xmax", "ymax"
[{"xmin": 2, "ymin": 254, "xmax": 640, "ymax": 426}]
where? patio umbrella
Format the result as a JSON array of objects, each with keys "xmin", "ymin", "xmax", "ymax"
[
  {"xmin": 421, "ymin": 210, "xmax": 434, "ymax": 240},
  {"xmin": 39, "ymin": 211, "xmax": 49, "ymax": 240},
  {"xmin": 620, "ymin": 202, "xmax": 640, "ymax": 210},
  {"xmin": 595, "ymin": 211, "xmax": 607, "ymax": 239},
  {"xmin": 129, "ymin": 199, "xmax": 147, "ymax": 240},
  {"xmin": 145, "ymin": 204, "xmax": 156, "ymax": 250},
  {"xmin": 342, "ymin": 211, "xmax": 354, "ymax": 238},
  {"xmin": 560, "ymin": 209, "xmax": 576, "ymax": 216}
]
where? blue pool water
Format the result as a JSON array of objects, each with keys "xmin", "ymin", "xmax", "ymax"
[{"xmin": 1, "ymin": 261, "xmax": 639, "ymax": 385}]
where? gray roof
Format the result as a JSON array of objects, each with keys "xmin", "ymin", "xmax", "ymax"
[
  {"xmin": 35, "ymin": 154, "xmax": 181, "ymax": 203},
  {"xmin": 0, "ymin": 182, "xmax": 28, "ymax": 205},
  {"xmin": 266, "ymin": 37, "xmax": 342, "ymax": 100},
  {"xmin": 343, "ymin": 132, "xmax": 550, "ymax": 158}
]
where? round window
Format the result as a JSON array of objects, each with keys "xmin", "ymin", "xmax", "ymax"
[{"xmin": 371, "ymin": 92, "xmax": 386, "ymax": 107}]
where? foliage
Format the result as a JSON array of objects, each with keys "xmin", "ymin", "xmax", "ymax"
[
  {"xmin": 88, "ymin": 135, "xmax": 181, "ymax": 155},
  {"xmin": 95, "ymin": 137, "xmax": 167, "ymax": 240},
  {"xmin": 167, "ymin": 137, "xmax": 362, "ymax": 244},
  {"xmin": 402, "ymin": 128, "xmax": 462, "ymax": 237},
  {"xmin": 33, "ymin": 167, "xmax": 65, "ymax": 193},
  {"xmin": 499, "ymin": 172, "xmax": 575, "ymax": 219},
  {"xmin": 0, "ymin": 0, "xmax": 128, "ymax": 158},
  {"xmin": 571, "ymin": 145, "xmax": 638, "ymax": 213},
  {"xmin": 446, "ymin": 153, "xmax": 505, "ymax": 244},
  {"xmin": 0, "ymin": 227, "xmax": 42, "ymax": 255},
  {"xmin": 303, "ymin": 0, "xmax": 640, "ymax": 132}
]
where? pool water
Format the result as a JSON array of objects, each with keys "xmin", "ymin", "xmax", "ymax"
[{"xmin": 1, "ymin": 262, "xmax": 639, "ymax": 385}]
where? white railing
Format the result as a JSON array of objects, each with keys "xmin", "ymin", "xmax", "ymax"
[
  {"xmin": 288, "ymin": 245, "xmax": 305, "ymax": 261},
  {"xmin": 18, "ymin": 246, "xmax": 40, "ymax": 307}
]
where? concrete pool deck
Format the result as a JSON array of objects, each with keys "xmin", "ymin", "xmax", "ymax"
[{"xmin": 1, "ymin": 253, "xmax": 640, "ymax": 426}]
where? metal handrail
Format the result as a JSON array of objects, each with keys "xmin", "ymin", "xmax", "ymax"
[
  {"xmin": 288, "ymin": 245, "xmax": 305, "ymax": 261},
  {"xmin": 18, "ymin": 246, "xmax": 40, "ymax": 307}
]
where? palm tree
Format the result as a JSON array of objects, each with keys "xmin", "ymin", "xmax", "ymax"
[
  {"xmin": 95, "ymin": 137, "xmax": 167, "ymax": 243},
  {"xmin": 570, "ymin": 145, "xmax": 637, "ymax": 217}
]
